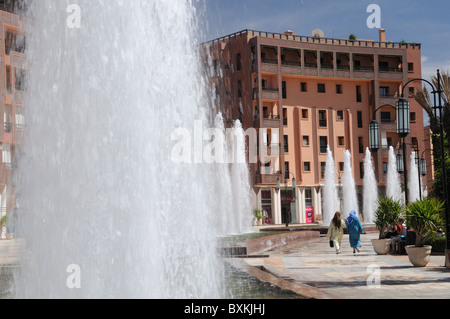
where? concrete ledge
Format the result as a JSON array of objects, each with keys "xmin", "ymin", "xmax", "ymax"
[{"xmin": 242, "ymin": 231, "xmax": 321, "ymax": 255}]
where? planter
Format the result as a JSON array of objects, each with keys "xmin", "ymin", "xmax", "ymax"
[
  {"xmin": 405, "ymin": 245, "xmax": 432, "ymax": 267},
  {"xmin": 371, "ymin": 238, "xmax": 391, "ymax": 255}
]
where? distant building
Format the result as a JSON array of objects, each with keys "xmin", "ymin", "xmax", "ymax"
[
  {"xmin": 0, "ymin": 0, "xmax": 27, "ymax": 234},
  {"xmin": 204, "ymin": 28, "xmax": 432, "ymax": 225}
]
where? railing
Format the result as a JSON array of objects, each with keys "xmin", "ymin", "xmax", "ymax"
[
  {"xmin": 354, "ymin": 65, "xmax": 374, "ymax": 71},
  {"xmin": 281, "ymin": 60, "xmax": 301, "ymax": 67},
  {"xmin": 202, "ymin": 29, "xmax": 421, "ymax": 49},
  {"xmin": 379, "ymin": 67, "xmax": 403, "ymax": 73},
  {"xmin": 337, "ymin": 65, "xmax": 350, "ymax": 70},
  {"xmin": 261, "ymin": 58, "xmax": 278, "ymax": 65},
  {"xmin": 304, "ymin": 62, "xmax": 317, "ymax": 68},
  {"xmin": 321, "ymin": 64, "xmax": 334, "ymax": 69}
]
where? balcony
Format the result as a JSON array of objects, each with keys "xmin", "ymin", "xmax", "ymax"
[
  {"xmin": 379, "ymin": 67, "xmax": 404, "ymax": 80},
  {"xmin": 262, "ymin": 87, "xmax": 279, "ymax": 100},
  {"xmin": 380, "ymin": 119, "xmax": 396, "ymax": 132},
  {"xmin": 281, "ymin": 60, "xmax": 301, "ymax": 75},
  {"xmin": 255, "ymin": 172, "xmax": 283, "ymax": 185},
  {"xmin": 261, "ymin": 58, "xmax": 278, "ymax": 73}
]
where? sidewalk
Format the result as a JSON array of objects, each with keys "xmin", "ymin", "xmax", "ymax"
[{"xmin": 242, "ymin": 232, "xmax": 450, "ymax": 299}]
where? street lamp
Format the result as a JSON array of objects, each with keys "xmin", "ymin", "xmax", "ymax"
[
  {"xmin": 400, "ymin": 70, "xmax": 449, "ymax": 267},
  {"xmin": 368, "ymin": 103, "xmax": 410, "ymax": 204},
  {"xmin": 396, "ymin": 153, "xmax": 404, "ymax": 173},
  {"xmin": 276, "ymin": 172, "xmax": 296, "ymax": 228}
]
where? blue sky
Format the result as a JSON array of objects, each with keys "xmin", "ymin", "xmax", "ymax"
[{"xmin": 199, "ymin": 0, "xmax": 450, "ymax": 82}]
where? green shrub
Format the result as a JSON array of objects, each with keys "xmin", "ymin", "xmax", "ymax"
[{"xmin": 374, "ymin": 197, "xmax": 403, "ymax": 239}]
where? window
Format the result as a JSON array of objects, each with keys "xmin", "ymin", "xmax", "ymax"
[
  {"xmin": 237, "ymin": 80, "xmax": 242, "ymax": 98},
  {"xmin": 356, "ymin": 85, "xmax": 362, "ymax": 102},
  {"xmin": 336, "ymin": 84, "xmax": 343, "ymax": 94},
  {"xmin": 357, "ymin": 111, "xmax": 363, "ymax": 128},
  {"xmin": 318, "ymin": 83, "xmax": 326, "ymax": 93},
  {"xmin": 283, "ymin": 108, "xmax": 288, "ymax": 126},
  {"xmin": 284, "ymin": 135, "xmax": 289, "ymax": 153},
  {"xmin": 358, "ymin": 136, "xmax": 364, "ymax": 153},
  {"xmin": 381, "ymin": 112, "xmax": 391, "ymax": 123},
  {"xmin": 302, "ymin": 109, "xmax": 309, "ymax": 119},
  {"xmin": 339, "ymin": 162, "xmax": 344, "ymax": 172},
  {"xmin": 282, "ymin": 81, "xmax": 287, "ymax": 99},
  {"xmin": 320, "ymin": 136, "xmax": 328, "ymax": 153},
  {"xmin": 383, "ymin": 162, "xmax": 388, "ymax": 174},
  {"xmin": 338, "ymin": 136, "xmax": 345, "ymax": 146},
  {"xmin": 305, "ymin": 188, "xmax": 313, "ymax": 207},
  {"xmin": 301, "ymin": 82, "xmax": 307, "ymax": 92},
  {"xmin": 284, "ymin": 162, "xmax": 290, "ymax": 180},
  {"xmin": 337, "ymin": 110, "xmax": 344, "ymax": 121},
  {"xmin": 408, "ymin": 62, "xmax": 414, "ymax": 72},
  {"xmin": 359, "ymin": 162, "xmax": 364, "ymax": 179},
  {"xmin": 318, "ymin": 110, "xmax": 327, "ymax": 127},
  {"xmin": 410, "ymin": 112, "xmax": 416, "ymax": 122},
  {"xmin": 321, "ymin": 162, "xmax": 326, "ymax": 180},
  {"xmin": 303, "ymin": 135, "xmax": 310, "ymax": 146},
  {"xmin": 409, "ymin": 87, "xmax": 415, "ymax": 96},
  {"xmin": 304, "ymin": 162, "xmax": 311, "ymax": 172},
  {"xmin": 412, "ymin": 137, "xmax": 418, "ymax": 146},
  {"xmin": 380, "ymin": 86, "xmax": 389, "ymax": 97}
]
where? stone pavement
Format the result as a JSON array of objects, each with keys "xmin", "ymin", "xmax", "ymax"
[{"xmin": 243, "ymin": 232, "xmax": 450, "ymax": 299}]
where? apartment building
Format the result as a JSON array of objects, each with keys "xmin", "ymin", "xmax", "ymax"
[
  {"xmin": 0, "ymin": 0, "xmax": 27, "ymax": 233},
  {"xmin": 206, "ymin": 28, "xmax": 431, "ymax": 226}
]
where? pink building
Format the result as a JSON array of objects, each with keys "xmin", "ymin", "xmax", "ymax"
[
  {"xmin": 205, "ymin": 28, "xmax": 432, "ymax": 225},
  {"xmin": 0, "ymin": 1, "xmax": 27, "ymax": 233}
]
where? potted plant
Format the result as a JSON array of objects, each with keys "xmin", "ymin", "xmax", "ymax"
[
  {"xmin": 405, "ymin": 197, "xmax": 445, "ymax": 267},
  {"xmin": 0, "ymin": 215, "xmax": 7, "ymax": 239},
  {"xmin": 371, "ymin": 197, "xmax": 402, "ymax": 255},
  {"xmin": 254, "ymin": 209, "xmax": 263, "ymax": 226}
]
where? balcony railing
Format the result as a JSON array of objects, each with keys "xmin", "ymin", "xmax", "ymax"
[
  {"xmin": 281, "ymin": 60, "xmax": 301, "ymax": 67},
  {"xmin": 304, "ymin": 62, "xmax": 317, "ymax": 68},
  {"xmin": 354, "ymin": 65, "xmax": 374, "ymax": 71},
  {"xmin": 321, "ymin": 63, "xmax": 334, "ymax": 69},
  {"xmin": 379, "ymin": 67, "xmax": 403, "ymax": 73},
  {"xmin": 261, "ymin": 58, "xmax": 278, "ymax": 65}
]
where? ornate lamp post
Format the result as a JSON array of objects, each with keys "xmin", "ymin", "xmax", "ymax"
[
  {"xmin": 400, "ymin": 70, "xmax": 449, "ymax": 267},
  {"xmin": 369, "ymin": 103, "xmax": 410, "ymax": 204}
]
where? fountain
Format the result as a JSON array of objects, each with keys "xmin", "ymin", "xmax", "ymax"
[
  {"xmin": 342, "ymin": 150, "xmax": 358, "ymax": 218},
  {"xmin": 322, "ymin": 146, "xmax": 339, "ymax": 226},
  {"xmin": 13, "ymin": 1, "xmax": 251, "ymax": 299},
  {"xmin": 386, "ymin": 146, "xmax": 403, "ymax": 203},
  {"xmin": 409, "ymin": 151, "xmax": 420, "ymax": 203},
  {"xmin": 363, "ymin": 148, "xmax": 377, "ymax": 224}
]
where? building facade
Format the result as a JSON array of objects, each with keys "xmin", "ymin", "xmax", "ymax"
[
  {"xmin": 205, "ymin": 28, "xmax": 432, "ymax": 225},
  {"xmin": 0, "ymin": 0, "xmax": 27, "ymax": 234}
]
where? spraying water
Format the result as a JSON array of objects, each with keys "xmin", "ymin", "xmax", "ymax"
[
  {"xmin": 322, "ymin": 146, "xmax": 339, "ymax": 226},
  {"xmin": 342, "ymin": 150, "xmax": 358, "ymax": 218},
  {"xmin": 409, "ymin": 151, "xmax": 421, "ymax": 203},
  {"xmin": 363, "ymin": 148, "xmax": 377, "ymax": 224},
  {"xmin": 13, "ymin": 0, "xmax": 251, "ymax": 299},
  {"xmin": 386, "ymin": 146, "xmax": 403, "ymax": 203}
]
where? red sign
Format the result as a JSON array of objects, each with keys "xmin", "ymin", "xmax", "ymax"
[{"xmin": 305, "ymin": 207, "xmax": 314, "ymax": 224}]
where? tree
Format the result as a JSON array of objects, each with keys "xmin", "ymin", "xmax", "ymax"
[{"xmin": 411, "ymin": 70, "xmax": 450, "ymax": 201}]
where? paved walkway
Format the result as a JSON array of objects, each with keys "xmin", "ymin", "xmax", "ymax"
[{"xmin": 243, "ymin": 232, "xmax": 450, "ymax": 299}]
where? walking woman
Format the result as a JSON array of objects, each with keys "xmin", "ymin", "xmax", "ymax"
[
  {"xmin": 346, "ymin": 210, "xmax": 365, "ymax": 253},
  {"xmin": 327, "ymin": 212, "xmax": 346, "ymax": 254}
]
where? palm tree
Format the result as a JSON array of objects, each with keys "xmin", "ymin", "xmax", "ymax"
[
  {"xmin": 411, "ymin": 70, "xmax": 450, "ymax": 200},
  {"xmin": 410, "ymin": 69, "xmax": 450, "ymax": 137}
]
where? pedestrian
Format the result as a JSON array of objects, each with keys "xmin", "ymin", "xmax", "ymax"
[
  {"xmin": 346, "ymin": 210, "xmax": 365, "ymax": 253},
  {"xmin": 327, "ymin": 212, "xmax": 346, "ymax": 254}
]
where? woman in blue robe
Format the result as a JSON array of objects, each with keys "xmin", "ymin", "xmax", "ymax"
[{"xmin": 346, "ymin": 210, "xmax": 365, "ymax": 253}]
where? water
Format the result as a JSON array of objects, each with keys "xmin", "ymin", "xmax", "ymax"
[
  {"xmin": 13, "ymin": 1, "xmax": 251, "ymax": 299},
  {"xmin": 386, "ymin": 146, "xmax": 403, "ymax": 203},
  {"xmin": 322, "ymin": 146, "xmax": 339, "ymax": 225},
  {"xmin": 363, "ymin": 148, "xmax": 377, "ymax": 224},
  {"xmin": 409, "ymin": 151, "xmax": 420, "ymax": 203},
  {"xmin": 342, "ymin": 150, "xmax": 358, "ymax": 218}
]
